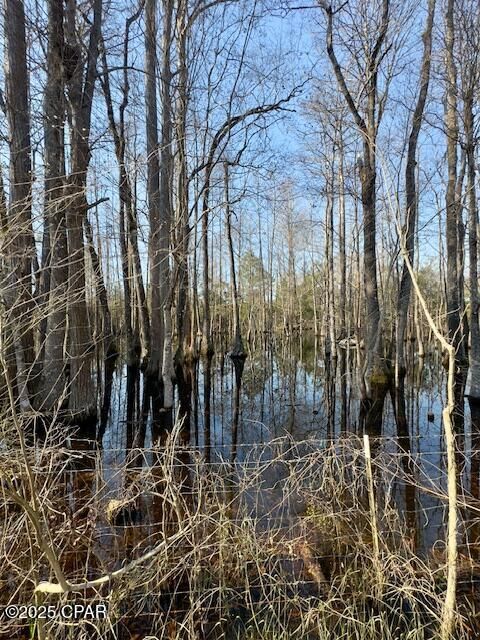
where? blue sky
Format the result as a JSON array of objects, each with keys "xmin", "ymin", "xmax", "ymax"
[{"xmin": 0, "ymin": 0, "xmax": 462, "ymax": 294}]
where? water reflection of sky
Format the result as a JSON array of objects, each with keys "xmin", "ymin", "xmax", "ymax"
[{"xmin": 99, "ymin": 339, "xmax": 478, "ymax": 554}]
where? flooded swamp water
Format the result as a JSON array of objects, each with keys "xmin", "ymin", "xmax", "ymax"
[{"xmin": 3, "ymin": 336, "xmax": 480, "ymax": 639}]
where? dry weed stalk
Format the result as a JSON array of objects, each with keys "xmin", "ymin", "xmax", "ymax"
[{"xmin": 0, "ymin": 414, "xmax": 475, "ymax": 639}]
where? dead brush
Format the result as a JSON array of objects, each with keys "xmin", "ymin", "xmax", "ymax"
[{"xmin": 0, "ymin": 424, "xmax": 477, "ymax": 639}]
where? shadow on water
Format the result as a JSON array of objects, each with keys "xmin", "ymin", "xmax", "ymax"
[
  {"xmin": 394, "ymin": 367, "xmax": 418, "ymax": 550},
  {"xmin": 230, "ymin": 353, "xmax": 246, "ymax": 464},
  {"xmin": 468, "ymin": 398, "xmax": 480, "ymax": 556},
  {"xmin": 203, "ymin": 353, "xmax": 212, "ymax": 463},
  {"xmin": 30, "ymin": 335, "xmax": 480, "ymax": 637},
  {"xmin": 69, "ymin": 335, "xmax": 478, "ymax": 559}
]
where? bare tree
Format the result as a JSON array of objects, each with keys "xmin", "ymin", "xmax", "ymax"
[
  {"xmin": 41, "ymin": 0, "xmax": 68, "ymax": 411},
  {"xmin": 319, "ymin": 0, "xmax": 391, "ymax": 431},
  {"xmin": 444, "ymin": 0, "xmax": 467, "ymax": 431},
  {"xmin": 64, "ymin": 0, "xmax": 102, "ymax": 420},
  {"xmin": 396, "ymin": 0, "xmax": 435, "ymax": 380},
  {"xmin": 458, "ymin": 0, "xmax": 480, "ymax": 420},
  {"xmin": 144, "ymin": 0, "xmax": 174, "ymax": 413},
  {"xmin": 100, "ymin": 0, "xmax": 149, "ymax": 367},
  {"xmin": 224, "ymin": 161, "xmax": 245, "ymax": 358},
  {"xmin": 3, "ymin": 0, "xmax": 36, "ymax": 410}
]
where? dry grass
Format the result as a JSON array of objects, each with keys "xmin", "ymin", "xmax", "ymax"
[{"xmin": 0, "ymin": 415, "xmax": 479, "ymax": 639}]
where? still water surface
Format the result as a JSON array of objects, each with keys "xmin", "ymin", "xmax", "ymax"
[{"xmin": 95, "ymin": 337, "xmax": 473, "ymax": 554}]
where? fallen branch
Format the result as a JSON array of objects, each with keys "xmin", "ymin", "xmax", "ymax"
[{"xmin": 35, "ymin": 523, "xmax": 193, "ymax": 594}]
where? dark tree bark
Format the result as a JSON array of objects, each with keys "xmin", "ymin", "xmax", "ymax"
[
  {"xmin": 158, "ymin": 0, "xmax": 175, "ymax": 409},
  {"xmin": 201, "ymin": 166, "xmax": 214, "ymax": 357},
  {"xmin": 445, "ymin": 0, "xmax": 462, "ymax": 351},
  {"xmin": 41, "ymin": 0, "xmax": 69, "ymax": 411},
  {"xmin": 144, "ymin": 0, "xmax": 174, "ymax": 413},
  {"xmin": 224, "ymin": 162, "xmax": 245, "ymax": 359},
  {"xmin": 325, "ymin": 168, "xmax": 336, "ymax": 360},
  {"xmin": 100, "ymin": 3, "xmax": 149, "ymax": 366},
  {"xmin": 459, "ymin": 2, "xmax": 480, "ymax": 426},
  {"xmin": 174, "ymin": 0, "xmax": 191, "ymax": 363},
  {"xmin": 338, "ymin": 125, "xmax": 346, "ymax": 341},
  {"xmin": 38, "ymin": 219, "xmax": 51, "ymax": 371},
  {"xmin": 396, "ymin": 0, "xmax": 435, "ymax": 381},
  {"xmin": 3, "ymin": 0, "xmax": 37, "ymax": 408},
  {"xmin": 320, "ymin": 0, "xmax": 390, "ymax": 432},
  {"xmin": 64, "ymin": 0, "xmax": 102, "ymax": 420},
  {"xmin": 83, "ymin": 208, "xmax": 116, "ymax": 358},
  {"xmin": 145, "ymin": 0, "xmax": 163, "ymax": 380},
  {"xmin": 444, "ymin": 0, "xmax": 467, "ymax": 433}
]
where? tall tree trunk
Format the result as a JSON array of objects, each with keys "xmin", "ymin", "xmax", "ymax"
[
  {"xmin": 100, "ymin": 3, "xmax": 148, "ymax": 366},
  {"xmin": 41, "ymin": 0, "xmax": 68, "ymax": 411},
  {"xmin": 463, "ymin": 47, "xmax": 480, "ymax": 406},
  {"xmin": 38, "ymin": 218, "xmax": 51, "ymax": 371},
  {"xmin": 456, "ymin": 152, "xmax": 468, "ymax": 349},
  {"xmin": 159, "ymin": 0, "xmax": 174, "ymax": 409},
  {"xmin": 445, "ymin": 0, "xmax": 461, "ymax": 349},
  {"xmin": 201, "ymin": 170, "xmax": 214, "ymax": 356},
  {"xmin": 444, "ymin": 0, "xmax": 466, "ymax": 434},
  {"xmin": 224, "ymin": 162, "xmax": 245, "ymax": 358},
  {"xmin": 145, "ymin": 0, "xmax": 164, "ymax": 386},
  {"xmin": 83, "ymin": 211, "xmax": 116, "ymax": 358},
  {"xmin": 326, "ymin": 173, "xmax": 336, "ymax": 360},
  {"xmin": 257, "ymin": 208, "xmax": 267, "ymax": 336},
  {"xmin": 394, "ymin": 0, "xmax": 435, "ymax": 448},
  {"xmin": 64, "ymin": 0, "xmax": 102, "ymax": 420},
  {"xmin": 396, "ymin": 0, "xmax": 435, "ymax": 385},
  {"xmin": 360, "ymin": 136, "xmax": 383, "ymax": 404},
  {"xmin": 175, "ymin": 0, "xmax": 191, "ymax": 363},
  {"xmin": 4, "ymin": 0, "xmax": 36, "ymax": 407},
  {"xmin": 338, "ymin": 129, "xmax": 346, "ymax": 340},
  {"xmin": 287, "ymin": 205, "xmax": 296, "ymax": 336},
  {"xmin": 322, "ymin": 0, "xmax": 390, "ymax": 432},
  {"xmin": 144, "ymin": 0, "xmax": 173, "ymax": 411},
  {"xmin": 191, "ymin": 196, "xmax": 201, "ymax": 357}
]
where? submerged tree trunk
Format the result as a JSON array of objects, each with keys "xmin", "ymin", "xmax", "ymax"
[
  {"xmin": 230, "ymin": 355, "xmax": 245, "ymax": 464},
  {"xmin": 203, "ymin": 354, "xmax": 212, "ymax": 463},
  {"xmin": 159, "ymin": 0, "xmax": 174, "ymax": 409},
  {"xmin": 145, "ymin": 0, "xmax": 174, "ymax": 412},
  {"xmin": 174, "ymin": 0, "xmax": 191, "ymax": 364},
  {"xmin": 325, "ymin": 173, "xmax": 336, "ymax": 360},
  {"xmin": 224, "ymin": 162, "xmax": 245, "ymax": 358},
  {"xmin": 394, "ymin": 0, "xmax": 435, "ymax": 444},
  {"xmin": 322, "ymin": 0, "xmax": 390, "ymax": 433},
  {"xmin": 145, "ymin": 0, "xmax": 163, "ymax": 382}
]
